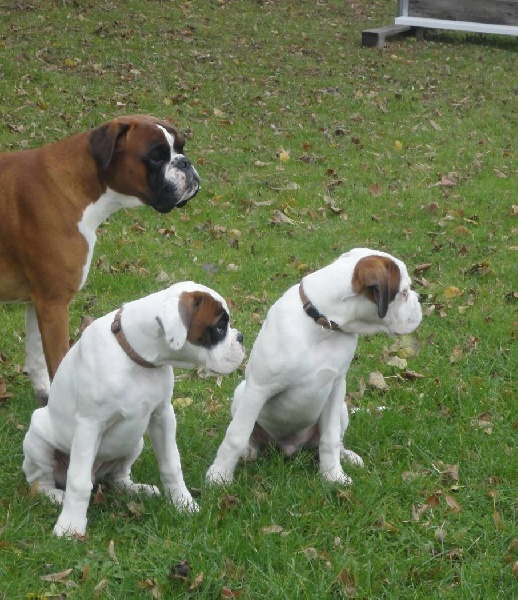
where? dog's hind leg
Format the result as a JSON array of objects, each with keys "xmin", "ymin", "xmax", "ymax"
[
  {"xmin": 22, "ymin": 426, "xmax": 65, "ymax": 504},
  {"xmin": 24, "ymin": 304, "xmax": 51, "ymax": 406},
  {"xmin": 109, "ymin": 438, "xmax": 160, "ymax": 496}
]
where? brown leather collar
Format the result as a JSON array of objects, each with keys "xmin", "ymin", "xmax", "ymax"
[
  {"xmin": 111, "ymin": 307, "xmax": 156, "ymax": 369},
  {"xmin": 299, "ymin": 282, "xmax": 341, "ymax": 332}
]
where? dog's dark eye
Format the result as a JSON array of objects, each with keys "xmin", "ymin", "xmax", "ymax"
[
  {"xmin": 216, "ymin": 321, "xmax": 227, "ymax": 335},
  {"xmin": 148, "ymin": 146, "xmax": 169, "ymax": 164}
]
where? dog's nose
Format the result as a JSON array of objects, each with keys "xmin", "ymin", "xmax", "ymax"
[
  {"xmin": 236, "ymin": 332, "xmax": 244, "ymax": 344},
  {"xmin": 172, "ymin": 156, "xmax": 191, "ymax": 170}
]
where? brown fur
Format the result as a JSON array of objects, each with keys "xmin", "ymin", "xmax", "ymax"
[
  {"xmin": 351, "ymin": 255, "xmax": 400, "ymax": 318},
  {"xmin": 0, "ymin": 115, "xmax": 185, "ymax": 383},
  {"xmin": 179, "ymin": 291, "xmax": 225, "ymax": 345}
]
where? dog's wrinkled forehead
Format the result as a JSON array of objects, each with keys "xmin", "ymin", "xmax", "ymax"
[{"xmin": 178, "ymin": 290, "xmax": 229, "ymax": 348}]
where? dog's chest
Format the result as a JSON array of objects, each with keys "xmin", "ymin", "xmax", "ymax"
[{"xmin": 77, "ymin": 190, "xmax": 142, "ymax": 289}]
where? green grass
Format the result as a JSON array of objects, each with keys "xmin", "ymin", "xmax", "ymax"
[{"xmin": 0, "ymin": 1, "xmax": 516, "ymax": 598}]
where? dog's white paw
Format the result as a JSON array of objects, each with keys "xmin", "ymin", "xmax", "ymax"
[
  {"xmin": 37, "ymin": 487, "xmax": 65, "ymax": 504},
  {"xmin": 131, "ymin": 483, "xmax": 161, "ymax": 496},
  {"xmin": 340, "ymin": 447, "xmax": 364, "ymax": 468},
  {"xmin": 53, "ymin": 516, "xmax": 86, "ymax": 537},
  {"xmin": 169, "ymin": 489, "xmax": 199, "ymax": 513},
  {"xmin": 112, "ymin": 479, "xmax": 161, "ymax": 496},
  {"xmin": 206, "ymin": 464, "xmax": 234, "ymax": 485},
  {"xmin": 321, "ymin": 466, "xmax": 353, "ymax": 486}
]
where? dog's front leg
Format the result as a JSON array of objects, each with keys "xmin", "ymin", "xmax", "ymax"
[
  {"xmin": 53, "ymin": 417, "xmax": 101, "ymax": 537},
  {"xmin": 24, "ymin": 304, "xmax": 51, "ymax": 406},
  {"xmin": 206, "ymin": 380, "xmax": 270, "ymax": 484},
  {"xmin": 148, "ymin": 404, "xmax": 199, "ymax": 512},
  {"xmin": 318, "ymin": 379, "xmax": 353, "ymax": 485}
]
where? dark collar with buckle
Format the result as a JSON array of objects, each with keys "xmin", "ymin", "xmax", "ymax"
[
  {"xmin": 111, "ymin": 307, "xmax": 156, "ymax": 368},
  {"xmin": 299, "ymin": 282, "xmax": 341, "ymax": 332}
]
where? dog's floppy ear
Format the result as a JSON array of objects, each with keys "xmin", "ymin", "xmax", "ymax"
[
  {"xmin": 155, "ymin": 295, "xmax": 189, "ymax": 351},
  {"xmin": 89, "ymin": 120, "xmax": 131, "ymax": 171},
  {"xmin": 352, "ymin": 256, "xmax": 400, "ymax": 318}
]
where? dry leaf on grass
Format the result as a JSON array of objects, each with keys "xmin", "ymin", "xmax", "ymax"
[
  {"xmin": 173, "ymin": 397, "xmax": 193, "ymax": 409},
  {"xmin": 108, "ymin": 540, "xmax": 119, "ymax": 564},
  {"xmin": 445, "ymin": 495, "xmax": 462, "ymax": 513},
  {"xmin": 127, "ymin": 500, "xmax": 145, "ymax": 519},
  {"xmin": 260, "ymin": 524, "xmax": 284, "ymax": 534},
  {"xmin": 139, "ymin": 578, "xmax": 162, "ymax": 598},
  {"xmin": 385, "ymin": 356, "xmax": 407, "ymax": 369},
  {"xmin": 93, "ymin": 578, "xmax": 110, "ymax": 599},
  {"xmin": 335, "ymin": 567, "xmax": 357, "ymax": 598},
  {"xmin": 0, "ymin": 380, "xmax": 14, "ymax": 402},
  {"xmin": 222, "ymin": 587, "xmax": 243, "ymax": 598},
  {"xmin": 367, "ymin": 371, "xmax": 388, "ymax": 391},
  {"xmin": 40, "ymin": 568, "xmax": 73, "ymax": 582},
  {"xmin": 189, "ymin": 572, "xmax": 204, "ymax": 591}
]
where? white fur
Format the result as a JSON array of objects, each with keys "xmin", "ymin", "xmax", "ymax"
[
  {"xmin": 156, "ymin": 125, "xmax": 200, "ymax": 204},
  {"xmin": 207, "ymin": 248, "xmax": 422, "ymax": 486},
  {"xmin": 23, "ymin": 282, "xmax": 244, "ymax": 537}
]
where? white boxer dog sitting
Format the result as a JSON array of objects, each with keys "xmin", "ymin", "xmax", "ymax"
[
  {"xmin": 23, "ymin": 282, "xmax": 245, "ymax": 537},
  {"xmin": 207, "ymin": 248, "xmax": 422, "ymax": 486}
]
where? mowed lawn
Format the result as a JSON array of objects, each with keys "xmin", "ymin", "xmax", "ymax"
[{"xmin": 0, "ymin": 1, "xmax": 516, "ymax": 598}]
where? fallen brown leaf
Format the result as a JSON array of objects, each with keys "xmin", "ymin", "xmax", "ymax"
[
  {"xmin": 40, "ymin": 568, "xmax": 73, "ymax": 582},
  {"xmin": 189, "ymin": 572, "xmax": 204, "ymax": 591},
  {"xmin": 138, "ymin": 578, "xmax": 162, "ymax": 599},
  {"xmin": 493, "ymin": 511, "xmax": 504, "ymax": 531},
  {"xmin": 445, "ymin": 495, "xmax": 462, "ymax": 513},
  {"xmin": 260, "ymin": 524, "xmax": 284, "ymax": 534},
  {"xmin": 335, "ymin": 567, "xmax": 357, "ymax": 597},
  {"xmin": 108, "ymin": 540, "xmax": 119, "ymax": 564},
  {"xmin": 0, "ymin": 380, "xmax": 14, "ymax": 402},
  {"xmin": 367, "ymin": 371, "xmax": 388, "ymax": 391},
  {"xmin": 221, "ymin": 586, "xmax": 243, "ymax": 598},
  {"xmin": 414, "ymin": 263, "xmax": 432, "ymax": 274}
]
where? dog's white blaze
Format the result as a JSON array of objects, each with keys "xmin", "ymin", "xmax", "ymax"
[
  {"xmin": 155, "ymin": 125, "xmax": 187, "ymax": 181},
  {"xmin": 77, "ymin": 188, "xmax": 142, "ymax": 289},
  {"xmin": 155, "ymin": 124, "xmax": 181, "ymax": 160}
]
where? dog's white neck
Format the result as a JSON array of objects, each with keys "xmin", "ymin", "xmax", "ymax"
[
  {"xmin": 116, "ymin": 291, "xmax": 169, "ymax": 366},
  {"xmin": 77, "ymin": 189, "xmax": 143, "ymax": 289}
]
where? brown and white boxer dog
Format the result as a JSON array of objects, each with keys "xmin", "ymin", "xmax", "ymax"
[
  {"xmin": 207, "ymin": 248, "xmax": 422, "ymax": 487},
  {"xmin": 23, "ymin": 281, "xmax": 245, "ymax": 536},
  {"xmin": 0, "ymin": 114, "xmax": 200, "ymax": 404}
]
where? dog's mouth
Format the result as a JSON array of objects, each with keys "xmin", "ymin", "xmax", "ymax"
[
  {"xmin": 175, "ymin": 181, "xmax": 200, "ymax": 208},
  {"xmin": 152, "ymin": 179, "xmax": 200, "ymax": 213}
]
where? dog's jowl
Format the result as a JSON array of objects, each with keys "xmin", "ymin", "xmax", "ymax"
[{"xmin": 0, "ymin": 114, "xmax": 200, "ymax": 404}]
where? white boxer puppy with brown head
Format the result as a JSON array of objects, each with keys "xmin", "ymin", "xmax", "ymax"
[
  {"xmin": 207, "ymin": 248, "xmax": 422, "ymax": 486},
  {"xmin": 23, "ymin": 282, "xmax": 244, "ymax": 537},
  {"xmin": 0, "ymin": 114, "xmax": 200, "ymax": 405}
]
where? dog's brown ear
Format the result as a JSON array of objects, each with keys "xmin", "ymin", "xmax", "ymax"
[
  {"xmin": 352, "ymin": 256, "xmax": 400, "ymax": 318},
  {"xmin": 89, "ymin": 121, "xmax": 131, "ymax": 170},
  {"xmin": 180, "ymin": 291, "xmax": 225, "ymax": 345}
]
